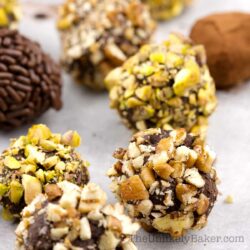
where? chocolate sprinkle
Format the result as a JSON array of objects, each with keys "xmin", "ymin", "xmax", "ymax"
[{"xmin": 0, "ymin": 29, "xmax": 62, "ymax": 130}]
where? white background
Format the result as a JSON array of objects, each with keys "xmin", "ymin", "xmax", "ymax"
[{"xmin": 0, "ymin": 0, "xmax": 250, "ymax": 249}]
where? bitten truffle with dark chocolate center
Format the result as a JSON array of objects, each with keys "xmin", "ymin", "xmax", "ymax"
[
  {"xmin": 0, "ymin": 29, "xmax": 62, "ymax": 130},
  {"xmin": 106, "ymin": 33, "xmax": 217, "ymax": 138},
  {"xmin": 15, "ymin": 182, "xmax": 140, "ymax": 250},
  {"xmin": 57, "ymin": 0, "xmax": 156, "ymax": 91},
  {"xmin": 0, "ymin": 124, "xmax": 89, "ymax": 219},
  {"xmin": 108, "ymin": 128, "xmax": 218, "ymax": 238}
]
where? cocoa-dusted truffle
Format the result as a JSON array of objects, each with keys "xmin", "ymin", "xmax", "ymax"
[
  {"xmin": 57, "ymin": 0, "xmax": 156, "ymax": 91},
  {"xmin": 108, "ymin": 128, "xmax": 218, "ymax": 238},
  {"xmin": 16, "ymin": 181, "xmax": 140, "ymax": 250},
  {"xmin": 0, "ymin": 29, "xmax": 62, "ymax": 130},
  {"xmin": 0, "ymin": 124, "xmax": 89, "ymax": 219},
  {"xmin": 190, "ymin": 12, "xmax": 250, "ymax": 89},
  {"xmin": 0, "ymin": 0, "xmax": 21, "ymax": 29},
  {"xmin": 106, "ymin": 33, "xmax": 217, "ymax": 138},
  {"xmin": 142, "ymin": 0, "xmax": 186, "ymax": 20}
]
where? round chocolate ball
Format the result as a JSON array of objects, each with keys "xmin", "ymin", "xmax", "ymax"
[
  {"xmin": 0, "ymin": 124, "xmax": 89, "ymax": 219},
  {"xmin": 57, "ymin": 0, "xmax": 156, "ymax": 91},
  {"xmin": 16, "ymin": 181, "xmax": 140, "ymax": 250},
  {"xmin": 190, "ymin": 12, "xmax": 250, "ymax": 89},
  {"xmin": 142, "ymin": 0, "xmax": 185, "ymax": 20},
  {"xmin": 108, "ymin": 128, "xmax": 218, "ymax": 238},
  {"xmin": 0, "ymin": 29, "xmax": 62, "ymax": 130},
  {"xmin": 106, "ymin": 33, "xmax": 217, "ymax": 138},
  {"xmin": 0, "ymin": 0, "xmax": 21, "ymax": 29}
]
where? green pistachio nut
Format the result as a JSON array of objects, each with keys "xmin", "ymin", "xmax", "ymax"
[
  {"xmin": 9, "ymin": 180, "xmax": 23, "ymax": 204},
  {"xmin": 61, "ymin": 130, "xmax": 81, "ymax": 147},
  {"xmin": 140, "ymin": 64, "xmax": 155, "ymax": 76},
  {"xmin": 55, "ymin": 161, "xmax": 66, "ymax": 172},
  {"xmin": 165, "ymin": 52, "xmax": 183, "ymax": 67},
  {"xmin": 150, "ymin": 52, "xmax": 166, "ymax": 64},
  {"xmin": 22, "ymin": 174, "xmax": 42, "ymax": 204},
  {"xmin": 20, "ymin": 164, "xmax": 37, "ymax": 174},
  {"xmin": 105, "ymin": 67, "xmax": 123, "ymax": 90},
  {"xmin": 44, "ymin": 171, "xmax": 56, "ymax": 182},
  {"xmin": 133, "ymin": 105, "xmax": 155, "ymax": 120},
  {"xmin": 135, "ymin": 86, "xmax": 153, "ymax": 101},
  {"xmin": 27, "ymin": 124, "xmax": 52, "ymax": 144},
  {"xmin": 25, "ymin": 145, "xmax": 45, "ymax": 164},
  {"xmin": 39, "ymin": 139, "xmax": 57, "ymax": 151},
  {"xmin": 0, "ymin": 183, "xmax": 8, "ymax": 196},
  {"xmin": 35, "ymin": 169, "xmax": 45, "ymax": 183},
  {"xmin": 0, "ymin": 9, "xmax": 8, "ymax": 26},
  {"xmin": 173, "ymin": 60, "xmax": 201, "ymax": 96},
  {"xmin": 4, "ymin": 156, "xmax": 20, "ymax": 170},
  {"xmin": 44, "ymin": 156, "xmax": 60, "ymax": 169},
  {"xmin": 126, "ymin": 97, "xmax": 144, "ymax": 108}
]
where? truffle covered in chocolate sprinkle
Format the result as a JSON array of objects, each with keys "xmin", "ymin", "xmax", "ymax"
[
  {"xmin": 57, "ymin": 0, "xmax": 156, "ymax": 91},
  {"xmin": 16, "ymin": 181, "xmax": 140, "ymax": 250},
  {"xmin": 0, "ymin": 124, "xmax": 89, "ymax": 219},
  {"xmin": 0, "ymin": 29, "xmax": 62, "ymax": 130},
  {"xmin": 108, "ymin": 128, "xmax": 218, "ymax": 238},
  {"xmin": 106, "ymin": 33, "xmax": 217, "ymax": 138},
  {"xmin": 0, "ymin": 0, "xmax": 21, "ymax": 29}
]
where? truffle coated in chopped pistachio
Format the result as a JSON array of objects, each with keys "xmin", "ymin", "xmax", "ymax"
[
  {"xmin": 0, "ymin": 0, "xmax": 21, "ymax": 29},
  {"xmin": 0, "ymin": 124, "xmax": 89, "ymax": 219},
  {"xmin": 108, "ymin": 128, "xmax": 218, "ymax": 238},
  {"xmin": 58, "ymin": 0, "xmax": 156, "ymax": 90},
  {"xmin": 15, "ymin": 181, "xmax": 140, "ymax": 250},
  {"xmin": 142, "ymin": 0, "xmax": 187, "ymax": 20},
  {"xmin": 106, "ymin": 33, "xmax": 217, "ymax": 138}
]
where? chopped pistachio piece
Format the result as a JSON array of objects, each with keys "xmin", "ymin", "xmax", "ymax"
[
  {"xmin": 4, "ymin": 156, "xmax": 20, "ymax": 170},
  {"xmin": 10, "ymin": 181, "xmax": 23, "ymax": 204},
  {"xmin": 27, "ymin": 124, "xmax": 52, "ymax": 144},
  {"xmin": 0, "ymin": 183, "xmax": 8, "ymax": 196},
  {"xmin": 22, "ymin": 175, "xmax": 42, "ymax": 205},
  {"xmin": 0, "ymin": 0, "xmax": 21, "ymax": 29},
  {"xmin": 62, "ymin": 130, "xmax": 81, "ymax": 147}
]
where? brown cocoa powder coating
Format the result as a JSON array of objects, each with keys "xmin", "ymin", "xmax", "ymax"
[
  {"xmin": 0, "ymin": 29, "xmax": 62, "ymax": 130},
  {"xmin": 190, "ymin": 12, "xmax": 250, "ymax": 89}
]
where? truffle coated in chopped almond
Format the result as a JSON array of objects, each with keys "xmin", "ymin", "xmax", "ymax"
[
  {"xmin": 0, "ymin": 124, "xmax": 89, "ymax": 219},
  {"xmin": 58, "ymin": 0, "xmax": 156, "ymax": 90},
  {"xmin": 15, "ymin": 182, "xmax": 140, "ymax": 250},
  {"xmin": 108, "ymin": 128, "xmax": 218, "ymax": 238}
]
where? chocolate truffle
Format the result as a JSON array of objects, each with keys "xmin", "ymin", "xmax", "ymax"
[
  {"xmin": 190, "ymin": 12, "xmax": 250, "ymax": 89},
  {"xmin": 16, "ymin": 181, "xmax": 140, "ymax": 250},
  {"xmin": 142, "ymin": 0, "xmax": 186, "ymax": 20},
  {"xmin": 57, "ymin": 0, "xmax": 156, "ymax": 91},
  {"xmin": 108, "ymin": 128, "xmax": 218, "ymax": 238},
  {"xmin": 0, "ymin": 0, "xmax": 21, "ymax": 29},
  {"xmin": 106, "ymin": 33, "xmax": 217, "ymax": 138},
  {"xmin": 0, "ymin": 29, "xmax": 62, "ymax": 130},
  {"xmin": 0, "ymin": 124, "xmax": 89, "ymax": 219}
]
